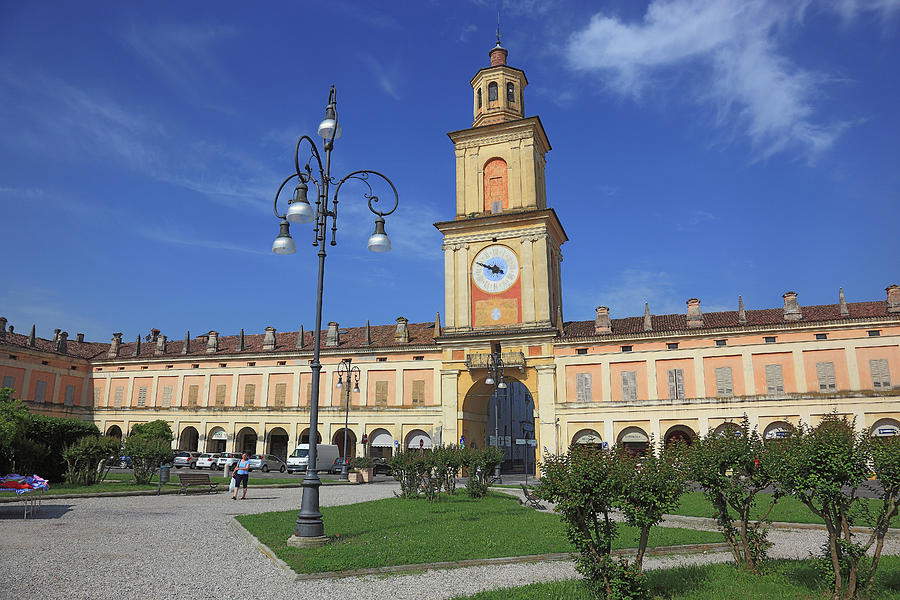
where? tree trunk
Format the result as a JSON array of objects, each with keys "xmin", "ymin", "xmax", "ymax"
[{"xmin": 635, "ymin": 525, "xmax": 650, "ymax": 570}]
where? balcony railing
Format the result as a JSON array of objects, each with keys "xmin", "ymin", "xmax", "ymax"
[{"xmin": 465, "ymin": 351, "xmax": 526, "ymax": 370}]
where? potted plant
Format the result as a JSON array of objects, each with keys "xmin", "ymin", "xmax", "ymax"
[{"xmin": 350, "ymin": 457, "xmax": 374, "ymax": 483}]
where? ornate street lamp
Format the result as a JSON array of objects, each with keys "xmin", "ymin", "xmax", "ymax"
[
  {"xmin": 271, "ymin": 86, "xmax": 399, "ymax": 547},
  {"xmin": 485, "ymin": 350, "xmax": 507, "ymax": 483},
  {"xmin": 335, "ymin": 358, "xmax": 360, "ymax": 481}
]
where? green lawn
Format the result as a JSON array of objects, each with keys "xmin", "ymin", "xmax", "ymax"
[
  {"xmin": 236, "ymin": 492, "xmax": 723, "ymax": 574},
  {"xmin": 452, "ymin": 557, "xmax": 900, "ymax": 599},
  {"xmin": 674, "ymin": 491, "xmax": 900, "ymax": 528}
]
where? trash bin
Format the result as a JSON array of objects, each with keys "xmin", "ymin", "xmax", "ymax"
[{"xmin": 159, "ymin": 464, "xmax": 171, "ymax": 485}]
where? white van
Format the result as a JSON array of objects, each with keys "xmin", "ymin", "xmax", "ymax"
[{"xmin": 286, "ymin": 444, "xmax": 340, "ymax": 474}]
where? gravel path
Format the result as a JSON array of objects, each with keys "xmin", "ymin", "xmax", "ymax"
[{"xmin": 2, "ymin": 485, "xmax": 897, "ymax": 600}]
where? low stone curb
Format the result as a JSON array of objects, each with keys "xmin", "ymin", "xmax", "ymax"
[
  {"xmin": 657, "ymin": 512, "xmax": 900, "ymax": 537},
  {"xmin": 0, "ymin": 482, "xmax": 311, "ymax": 503}
]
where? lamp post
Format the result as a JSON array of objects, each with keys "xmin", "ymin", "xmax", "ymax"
[
  {"xmin": 272, "ymin": 86, "xmax": 399, "ymax": 548},
  {"xmin": 335, "ymin": 358, "xmax": 360, "ymax": 481},
  {"xmin": 484, "ymin": 350, "xmax": 507, "ymax": 483}
]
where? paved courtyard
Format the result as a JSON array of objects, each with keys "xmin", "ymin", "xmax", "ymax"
[{"xmin": 1, "ymin": 485, "xmax": 897, "ymax": 600}]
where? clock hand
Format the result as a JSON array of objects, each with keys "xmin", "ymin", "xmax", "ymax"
[{"xmin": 476, "ymin": 261, "xmax": 505, "ymax": 275}]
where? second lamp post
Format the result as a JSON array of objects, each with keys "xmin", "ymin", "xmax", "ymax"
[{"xmin": 335, "ymin": 358, "xmax": 360, "ymax": 481}]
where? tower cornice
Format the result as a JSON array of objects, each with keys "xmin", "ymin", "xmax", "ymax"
[{"xmin": 447, "ymin": 115, "xmax": 551, "ymax": 153}]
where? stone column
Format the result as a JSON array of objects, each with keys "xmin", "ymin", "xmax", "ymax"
[
  {"xmin": 692, "ymin": 356, "xmax": 705, "ymax": 398},
  {"xmin": 535, "ymin": 365, "xmax": 558, "ymax": 455},
  {"xmin": 844, "ymin": 344, "xmax": 861, "ymax": 390},
  {"xmin": 646, "ymin": 359, "xmax": 658, "ymax": 400},
  {"xmin": 601, "ymin": 361, "xmax": 612, "ymax": 402},
  {"xmin": 791, "ymin": 349, "xmax": 807, "ymax": 393},
  {"xmin": 443, "ymin": 243, "xmax": 456, "ymax": 328},
  {"xmin": 440, "ymin": 369, "xmax": 459, "ymax": 445},
  {"xmin": 741, "ymin": 352, "xmax": 756, "ymax": 395},
  {"xmin": 519, "ymin": 236, "xmax": 536, "ymax": 322}
]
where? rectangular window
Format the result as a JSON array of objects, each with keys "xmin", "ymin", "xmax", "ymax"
[
  {"xmin": 714, "ymin": 366, "xmax": 734, "ymax": 397},
  {"xmin": 815, "ymin": 361, "xmax": 836, "ymax": 391},
  {"xmin": 114, "ymin": 387, "xmax": 124, "ymax": 407},
  {"xmin": 621, "ymin": 371, "xmax": 637, "ymax": 402},
  {"xmin": 243, "ymin": 383, "xmax": 256, "ymax": 406},
  {"xmin": 815, "ymin": 333, "xmax": 828, "ymax": 340},
  {"xmin": 765, "ymin": 364, "xmax": 784, "ymax": 394},
  {"xmin": 667, "ymin": 343, "xmax": 679, "ymax": 350},
  {"xmin": 411, "ymin": 379, "xmax": 425, "ymax": 405},
  {"xmin": 247, "ymin": 362, "xmax": 256, "ymax": 367},
  {"xmin": 575, "ymin": 372, "xmax": 593, "ymax": 402},
  {"xmin": 870, "ymin": 359, "xmax": 891, "ymax": 389},
  {"xmin": 667, "ymin": 368, "xmax": 685, "ymax": 400},
  {"xmin": 8, "ymin": 355, "xmax": 17, "ymax": 360},
  {"xmin": 764, "ymin": 336, "xmax": 777, "ymax": 344},
  {"xmin": 277, "ymin": 361, "xmax": 287, "ymax": 366},
  {"xmin": 273, "ymin": 383, "xmax": 287, "ymax": 407},
  {"xmin": 93, "ymin": 388, "xmax": 102, "ymax": 404},
  {"xmin": 868, "ymin": 330, "xmax": 881, "ymax": 337},
  {"xmin": 165, "ymin": 365, "xmax": 173, "ymax": 369},
  {"xmin": 621, "ymin": 345, "xmax": 633, "ymax": 353},
  {"xmin": 191, "ymin": 364, "xmax": 199, "ymax": 369},
  {"xmin": 219, "ymin": 363, "xmax": 227, "ymax": 368},
  {"xmin": 191, "ymin": 384, "xmax": 202, "ymax": 407},
  {"xmin": 376, "ymin": 357, "xmax": 387, "ymax": 362},
  {"xmin": 161, "ymin": 386, "xmax": 173, "ymax": 407},
  {"xmin": 576, "ymin": 348, "xmax": 588, "ymax": 355},
  {"xmin": 137, "ymin": 386, "xmax": 147, "ymax": 407},
  {"xmin": 305, "ymin": 383, "xmax": 312, "ymax": 404},
  {"xmin": 35, "ymin": 381, "xmax": 47, "ymax": 403},
  {"xmin": 140, "ymin": 366, "xmax": 148, "ymax": 370},
  {"xmin": 1, "ymin": 375, "xmax": 14, "ymax": 389},
  {"xmin": 715, "ymin": 339, "xmax": 727, "ymax": 347},
  {"xmin": 65, "ymin": 385, "xmax": 75, "ymax": 406},
  {"xmin": 413, "ymin": 356, "xmax": 424, "ymax": 361},
  {"xmin": 375, "ymin": 381, "xmax": 389, "ymax": 406}
]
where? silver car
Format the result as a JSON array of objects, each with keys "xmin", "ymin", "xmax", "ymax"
[
  {"xmin": 248, "ymin": 454, "xmax": 286, "ymax": 473},
  {"xmin": 216, "ymin": 452, "xmax": 243, "ymax": 470},
  {"xmin": 173, "ymin": 451, "xmax": 201, "ymax": 469}
]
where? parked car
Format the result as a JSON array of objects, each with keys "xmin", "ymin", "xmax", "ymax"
[
  {"xmin": 372, "ymin": 457, "xmax": 392, "ymax": 475},
  {"xmin": 216, "ymin": 452, "xmax": 243, "ymax": 471},
  {"xmin": 330, "ymin": 457, "xmax": 351, "ymax": 474},
  {"xmin": 173, "ymin": 451, "xmax": 202, "ymax": 469},
  {"xmin": 195, "ymin": 453, "xmax": 221, "ymax": 470},
  {"xmin": 248, "ymin": 454, "xmax": 287, "ymax": 473}
]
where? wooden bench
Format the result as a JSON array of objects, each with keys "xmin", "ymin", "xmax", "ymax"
[
  {"xmin": 177, "ymin": 473, "xmax": 219, "ymax": 494},
  {"xmin": 520, "ymin": 484, "xmax": 546, "ymax": 510}
]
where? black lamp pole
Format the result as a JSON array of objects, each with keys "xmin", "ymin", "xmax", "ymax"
[
  {"xmin": 485, "ymin": 350, "xmax": 506, "ymax": 483},
  {"xmin": 272, "ymin": 86, "xmax": 399, "ymax": 548},
  {"xmin": 335, "ymin": 358, "xmax": 360, "ymax": 481}
]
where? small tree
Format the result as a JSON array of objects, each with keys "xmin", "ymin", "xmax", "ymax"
[
  {"xmin": 63, "ymin": 435, "xmax": 120, "ymax": 486},
  {"xmin": 124, "ymin": 419, "xmax": 174, "ymax": 484},
  {"xmin": 768, "ymin": 415, "xmax": 899, "ymax": 599},
  {"xmin": 614, "ymin": 448, "xmax": 686, "ymax": 570},
  {"xmin": 684, "ymin": 417, "xmax": 775, "ymax": 572},
  {"xmin": 462, "ymin": 446, "xmax": 503, "ymax": 499}
]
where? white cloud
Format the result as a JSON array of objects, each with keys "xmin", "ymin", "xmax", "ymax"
[
  {"xmin": 361, "ymin": 54, "xmax": 402, "ymax": 100},
  {"xmin": 828, "ymin": 0, "xmax": 900, "ymax": 20},
  {"xmin": 139, "ymin": 226, "xmax": 269, "ymax": 255},
  {"xmin": 570, "ymin": 268, "xmax": 682, "ymax": 319},
  {"xmin": 460, "ymin": 24, "xmax": 479, "ymax": 42},
  {"xmin": 564, "ymin": 0, "xmax": 890, "ymax": 161},
  {"xmin": 676, "ymin": 209, "xmax": 717, "ymax": 231}
]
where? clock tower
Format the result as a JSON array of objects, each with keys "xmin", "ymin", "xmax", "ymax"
[{"xmin": 435, "ymin": 42, "xmax": 567, "ymax": 336}]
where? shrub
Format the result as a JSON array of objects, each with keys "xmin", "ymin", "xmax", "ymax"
[
  {"xmin": 462, "ymin": 446, "xmax": 503, "ymax": 499},
  {"xmin": 349, "ymin": 457, "xmax": 373, "ymax": 470},
  {"xmin": 388, "ymin": 450, "xmax": 431, "ymax": 498},
  {"xmin": 684, "ymin": 417, "xmax": 774, "ymax": 572},
  {"xmin": 63, "ymin": 435, "xmax": 120, "ymax": 486},
  {"xmin": 124, "ymin": 419, "xmax": 174, "ymax": 484}
]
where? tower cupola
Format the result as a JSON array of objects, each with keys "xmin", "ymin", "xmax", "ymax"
[{"xmin": 471, "ymin": 42, "xmax": 527, "ymax": 127}]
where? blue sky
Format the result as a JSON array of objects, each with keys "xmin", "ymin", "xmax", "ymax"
[{"xmin": 1, "ymin": 0, "xmax": 898, "ymax": 342}]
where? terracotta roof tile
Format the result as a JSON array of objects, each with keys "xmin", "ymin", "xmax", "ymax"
[{"xmin": 0, "ymin": 332, "xmax": 107, "ymax": 360}]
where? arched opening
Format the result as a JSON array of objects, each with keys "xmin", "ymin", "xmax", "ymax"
[
  {"xmin": 298, "ymin": 428, "xmax": 322, "ymax": 445},
  {"xmin": 206, "ymin": 427, "xmax": 227, "ymax": 453},
  {"xmin": 332, "ymin": 428, "xmax": 357, "ymax": 459},
  {"xmin": 488, "ymin": 81, "xmax": 498, "ymax": 103},
  {"xmin": 714, "ymin": 422, "xmax": 742, "ymax": 437},
  {"xmin": 764, "ymin": 421, "xmax": 795, "ymax": 441},
  {"xmin": 178, "ymin": 426, "xmax": 199, "ymax": 451},
  {"xmin": 405, "ymin": 429, "xmax": 432, "ymax": 452},
  {"xmin": 106, "ymin": 425, "xmax": 122, "ymax": 439},
  {"xmin": 368, "ymin": 428, "xmax": 394, "ymax": 459},
  {"xmin": 477, "ymin": 87, "xmax": 482, "ymax": 109},
  {"xmin": 871, "ymin": 418, "xmax": 899, "ymax": 437},
  {"xmin": 267, "ymin": 427, "xmax": 289, "ymax": 460},
  {"xmin": 236, "ymin": 427, "xmax": 257, "ymax": 454},
  {"xmin": 617, "ymin": 427, "xmax": 650, "ymax": 456},
  {"xmin": 571, "ymin": 429, "xmax": 602, "ymax": 449},
  {"xmin": 483, "ymin": 158, "xmax": 508, "ymax": 213},
  {"xmin": 664, "ymin": 425, "xmax": 696, "ymax": 448},
  {"xmin": 462, "ymin": 376, "xmax": 535, "ymax": 474},
  {"xmin": 506, "ymin": 82, "xmax": 515, "ymax": 103}
]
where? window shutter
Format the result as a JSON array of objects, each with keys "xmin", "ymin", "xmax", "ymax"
[
  {"xmin": 375, "ymin": 381, "xmax": 388, "ymax": 405},
  {"xmin": 576, "ymin": 372, "xmax": 592, "ymax": 402},
  {"xmin": 65, "ymin": 385, "xmax": 75, "ymax": 406},
  {"xmin": 305, "ymin": 383, "xmax": 311, "ymax": 404},
  {"xmin": 194, "ymin": 384, "xmax": 204, "ymax": 407},
  {"xmin": 675, "ymin": 369, "xmax": 685, "ymax": 399},
  {"xmin": 870, "ymin": 359, "xmax": 890, "ymax": 388},
  {"xmin": 621, "ymin": 371, "xmax": 637, "ymax": 401},
  {"xmin": 35, "ymin": 381, "xmax": 46, "ymax": 403},
  {"xmin": 816, "ymin": 362, "xmax": 836, "ymax": 391},
  {"xmin": 94, "ymin": 388, "xmax": 102, "ymax": 404},
  {"xmin": 715, "ymin": 367, "xmax": 733, "ymax": 397},
  {"xmin": 412, "ymin": 380, "xmax": 425, "ymax": 405},
  {"xmin": 114, "ymin": 387, "xmax": 123, "ymax": 407},
  {"xmin": 137, "ymin": 386, "xmax": 147, "ymax": 407},
  {"xmin": 243, "ymin": 383, "xmax": 256, "ymax": 406},
  {"xmin": 765, "ymin": 364, "xmax": 784, "ymax": 394},
  {"xmin": 667, "ymin": 369, "xmax": 677, "ymax": 400},
  {"xmin": 161, "ymin": 386, "xmax": 173, "ymax": 407},
  {"xmin": 274, "ymin": 383, "xmax": 287, "ymax": 407},
  {"xmin": 2, "ymin": 375, "xmax": 14, "ymax": 389}
]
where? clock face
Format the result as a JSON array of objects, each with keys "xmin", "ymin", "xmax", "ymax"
[{"xmin": 472, "ymin": 245, "xmax": 519, "ymax": 294}]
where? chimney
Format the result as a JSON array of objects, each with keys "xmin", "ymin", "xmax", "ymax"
[
  {"xmin": 108, "ymin": 332, "xmax": 123, "ymax": 358},
  {"xmin": 489, "ymin": 45, "xmax": 508, "ymax": 66},
  {"xmin": 642, "ymin": 303, "xmax": 652, "ymax": 332},
  {"xmin": 887, "ymin": 284, "xmax": 900, "ymax": 313},
  {"xmin": 56, "ymin": 331, "xmax": 68, "ymax": 354},
  {"xmin": 239, "ymin": 329, "xmax": 246, "ymax": 351},
  {"xmin": 263, "ymin": 326, "xmax": 277, "ymax": 351},
  {"xmin": 206, "ymin": 331, "xmax": 219, "ymax": 353},
  {"xmin": 782, "ymin": 291, "xmax": 802, "ymax": 321},
  {"xmin": 839, "ymin": 288, "xmax": 849, "ymax": 317},
  {"xmin": 364, "ymin": 320, "xmax": 372, "ymax": 346},
  {"xmin": 0, "ymin": 317, "xmax": 6, "ymax": 339},
  {"xmin": 738, "ymin": 296, "xmax": 747, "ymax": 324},
  {"xmin": 686, "ymin": 298, "xmax": 703, "ymax": 328},
  {"xmin": 296, "ymin": 325, "xmax": 305, "ymax": 349},
  {"xmin": 7, "ymin": 326, "xmax": 12, "ymax": 334},
  {"xmin": 394, "ymin": 317, "xmax": 409, "ymax": 343},
  {"xmin": 53, "ymin": 328, "xmax": 61, "ymax": 342},
  {"xmin": 150, "ymin": 328, "xmax": 160, "ymax": 342},
  {"xmin": 326, "ymin": 322, "xmax": 339, "ymax": 347},
  {"xmin": 182, "ymin": 331, "xmax": 191, "ymax": 355},
  {"xmin": 433, "ymin": 312, "xmax": 442, "ymax": 338},
  {"xmin": 133, "ymin": 335, "xmax": 142, "ymax": 357},
  {"xmin": 29, "ymin": 324, "xmax": 36, "ymax": 347},
  {"xmin": 594, "ymin": 306, "xmax": 611, "ymax": 334},
  {"xmin": 155, "ymin": 334, "xmax": 167, "ymax": 356},
  {"xmin": 76, "ymin": 333, "xmax": 84, "ymax": 343}
]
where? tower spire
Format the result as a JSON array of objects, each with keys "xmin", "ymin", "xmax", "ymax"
[{"xmin": 496, "ymin": 5, "xmax": 502, "ymax": 47}]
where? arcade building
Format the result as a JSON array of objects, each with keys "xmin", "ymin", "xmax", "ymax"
[{"xmin": 2, "ymin": 42, "xmax": 898, "ymax": 472}]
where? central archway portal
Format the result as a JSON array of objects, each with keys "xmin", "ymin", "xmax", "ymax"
[{"xmin": 462, "ymin": 378, "xmax": 535, "ymax": 474}]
